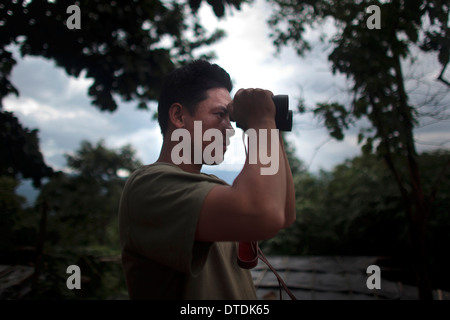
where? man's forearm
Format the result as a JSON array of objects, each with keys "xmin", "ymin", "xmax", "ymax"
[{"xmin": 232, "ymin": 127, "xmax": 287, "ymax": 219}]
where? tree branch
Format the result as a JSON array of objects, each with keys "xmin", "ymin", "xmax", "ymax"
[{"xmin": 437, "ymin": 62, "xmax": 450, "ymax": 87}]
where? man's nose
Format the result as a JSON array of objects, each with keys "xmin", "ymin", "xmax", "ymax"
[
  {"xmin": 225, "ymin": 117, "xmax": 234, "ymax": 131},
  {"xmin": 224, "ymin": 117, "xmax": 235, "ymax": 140}
]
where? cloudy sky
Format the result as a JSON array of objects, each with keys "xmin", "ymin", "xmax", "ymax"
[{"xmin": 4, "ymin": 0, "xmax": 450, "ymax": 185}]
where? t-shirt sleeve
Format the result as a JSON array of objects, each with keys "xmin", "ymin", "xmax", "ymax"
[{"xmin": 124, "ymin": 167, "xmax": 222, "ymax": 276}]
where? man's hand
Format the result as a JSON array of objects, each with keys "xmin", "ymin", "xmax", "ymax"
[{"xmin": 230, "ymin": 89, "xmax": 276, "ymax": 131}]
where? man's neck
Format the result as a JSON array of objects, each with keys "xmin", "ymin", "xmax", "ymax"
[{"xmin": 157, "ymin": 141, "xmax": 203, "ymax": 174}]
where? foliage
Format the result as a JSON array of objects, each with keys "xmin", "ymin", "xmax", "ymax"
[
  {"xmin": 0, "ymin": 0, "xmax": 253, "ymax": 299},
  {"xmin": 0, "ymin": 176, "xmax": 26, "ymax": 251},
  {"xmin": 38, "ymin": 140, "xmax": 142, "ymax": 248},
  {"xmin": 268, "ymin": 0, "xmax": 449, "ymax": 153},
  {"xmin": 0, "ymin": 0, "xmax": 251, "ymax": 111},
  {"xmin": 3, "ymin": 138, "xmax": 450, "ymax": 297},
  {"xmin": 0, "ymin": 0, "xmax": 251, "ymax": 217},
  {"xmin": 261, "ymin": 150, "xmax": 450, "ymax": 289},
  {"xmin": 28, "ymin": 247, "xmax": 127, "ymax": 300},
  {"xmin": 266, "ymin": 0, "xmax": 449, "ymax": 299},
  {"xmin": 0, "ymin": 111, "xmax": 53, "ymax": 187},
  {"xmin": 1, "ymin": 140, "xmax": 141, "ymax": 299}
]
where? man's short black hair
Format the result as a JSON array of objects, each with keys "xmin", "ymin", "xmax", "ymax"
[{"xmin": 157, "ymin": 60, "xmax": 233, "ymax": 135}]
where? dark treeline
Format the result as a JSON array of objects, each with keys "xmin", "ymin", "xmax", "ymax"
[
  {"xmin": 262, "ymin": 145, "xmax": 450, "ymax": 291},
  {"xmin": 1, "ymin": 138, "xmax": 449, "ymax": 299},
  {"xmin": 1, "ymin": 140, "xmax": 141, "ymax": 299}
]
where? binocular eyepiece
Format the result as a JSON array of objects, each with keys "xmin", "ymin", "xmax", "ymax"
[{"xmin": 234, "ymin": 95, "xmax": 293, "ymax": 132}]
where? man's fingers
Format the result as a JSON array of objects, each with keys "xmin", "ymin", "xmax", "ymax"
[{"xmin": 231, "ymin": 88, "xmax": 276, "ymax": 130}]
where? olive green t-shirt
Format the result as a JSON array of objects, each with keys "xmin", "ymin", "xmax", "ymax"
[{"xmin": 118, "ymin": 162, "xmax": 257, "ymax": 299}]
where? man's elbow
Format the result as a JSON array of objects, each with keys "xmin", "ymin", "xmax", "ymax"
[
  {"xmin": 244, "ymin": 200, "xmax": 295, "ymax": 240},
  {"xmin": 257, "ymin": 205, "xmax": 290, "ymax": 239}
]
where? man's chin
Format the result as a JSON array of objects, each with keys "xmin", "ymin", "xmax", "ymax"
[{"xmin": 203, "ymin": 150, "xmax": 226, "ymax": 166}]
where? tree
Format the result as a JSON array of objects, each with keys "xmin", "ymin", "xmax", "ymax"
[
  {"xmin": 264, "ymin": 151, "xmax": 450, "ymax": 290},
  {"xmin": 267, "ymin": 0, "xmax": 449, "ymax": 299},
  {"xmin": 0, "ymin": 0, "xmax": 250, "ymax": 111},
  {"xmin": 0, "ymin": 176, "xmax": 26, "ymax": 252},
  {"xmin": 0, "ymin": 111, "xmax": 53, "ymax": 187},
  {"xmin": 0, "ymin": 0, "xmax": 250, "ymax": 190},
  {"xmin": 39, "ymin": 140, "xmax": 142, "ymax": 247},
  {"xmin": 265, "ymin": 153, "xmax": 408, "ymax": 256},
  {"xmin": 22, "ymin": 140, "xmax": 142, "ymax": 299}
]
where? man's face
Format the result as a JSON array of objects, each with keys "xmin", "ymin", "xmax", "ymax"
[{"xmin": 184, "ymin": 87, "xmax": 234, "ymax": 162}]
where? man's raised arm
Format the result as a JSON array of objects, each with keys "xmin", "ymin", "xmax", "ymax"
[{"xmin": 195, "ymin": 89, "xmax": 296, "ymax": 242}]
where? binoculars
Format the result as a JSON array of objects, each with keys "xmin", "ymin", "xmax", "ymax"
[
  {"xmin": 234, "ymin": 95, "xmax": 293, "ymax": 132},
  {"xmin": 272, "ymin": 95, "xmax": 293, "ymax": 132}
]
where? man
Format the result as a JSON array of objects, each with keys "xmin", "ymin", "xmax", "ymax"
[{"xmin": 119, "ymin": 60, "xmax": 295, "ymax": 299}]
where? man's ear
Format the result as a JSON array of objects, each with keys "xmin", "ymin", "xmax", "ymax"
[{"xmin": 168, "ymin": 103, "xmax": 185, "ymax": 129}]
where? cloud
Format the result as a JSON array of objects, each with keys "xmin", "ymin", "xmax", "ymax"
[
  {"xmin": 109, "ymin": 125, "xmax": 162, "ymax": 164},
  {"xmin": 202, "ymin": 0, "xmax": 450, "ymax": 172},
  {"xmin": 197, "ymin": 0, "xmax": 359, "ymax": 172},
  {"xmin": 4, "ymin": 54, "xmax": 161, "ymax": 171},
  {"xmin": 4, "ymin": 0, "xmax": 449, "ymax": 179}
]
